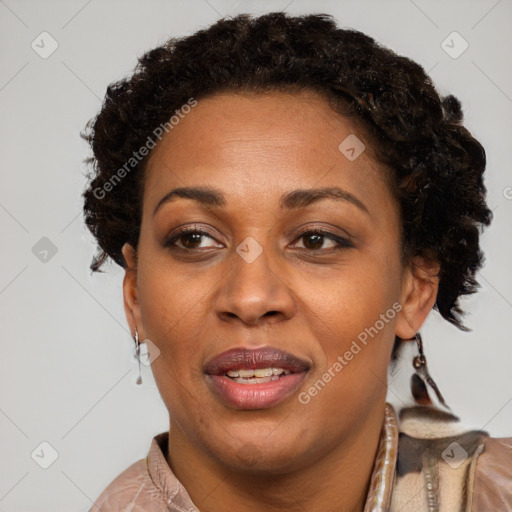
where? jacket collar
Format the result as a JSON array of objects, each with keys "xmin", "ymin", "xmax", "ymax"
[{"xmin": 146, "ymin": 402, "xmax": 400, "ymax": 512}]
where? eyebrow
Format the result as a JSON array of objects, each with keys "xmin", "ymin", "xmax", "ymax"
[{"xmin": 153, "ymin": 185, "xmax": 369, "ymax": 216}]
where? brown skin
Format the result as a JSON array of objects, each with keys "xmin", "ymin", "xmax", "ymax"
[{"xmin": 122, "ymin": 90, "xmax": 439, "ymax": 512}]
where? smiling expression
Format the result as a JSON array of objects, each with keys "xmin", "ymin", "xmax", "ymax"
[{"xmin": 121, "ymin": 89, "xmax": 435, "ymax": 473}]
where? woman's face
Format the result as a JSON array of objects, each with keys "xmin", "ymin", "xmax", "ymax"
[{"xmin": 122, "ymin": 90, "xmax": 434, "ymax": 473}]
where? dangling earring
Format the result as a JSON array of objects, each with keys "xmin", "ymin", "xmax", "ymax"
[
  {"xmin": 134, "ymin": 329, "xmax": 142, "ymax": 385},
  {"xmin": 410, "ymin": 332, "xmax": 450, "ymax": 410}
]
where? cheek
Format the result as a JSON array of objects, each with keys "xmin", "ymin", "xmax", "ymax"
[
  {"xmin": 311, "ymin": 250, "xmax": 402, "ymax": 377},
  {"xmin": 136, "ymin": 265, "xmax": 211, "ymax": 421},
  {"xmin": 136, "ymin": 253, "xmax": 214, "ymax": 375},
  {"xmin": 300, "ymin": 287, "xmax": 399, "ymax": 426}
]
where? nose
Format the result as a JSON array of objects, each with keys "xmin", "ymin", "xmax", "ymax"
[{"xmin": 214, "ymin": 240, "xmax": 296, "ymax": 327}]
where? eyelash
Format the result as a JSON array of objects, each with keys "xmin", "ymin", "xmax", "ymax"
[{"xmin": 164, "ymin": 226, "xmax": 354, "ymax": 252}]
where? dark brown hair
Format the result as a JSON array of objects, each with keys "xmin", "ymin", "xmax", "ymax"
[{"xmin": 82, "ymin": 12, "xmax": 492, "ymax": 359}]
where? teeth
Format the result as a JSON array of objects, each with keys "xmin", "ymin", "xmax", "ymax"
[
  {"xmin": 226, "ymin": 367, "xmax": 288, "ymax": 379},
  {"xmin": 254, "ymin": 368, "xmax": 273, "ymax": 377},
  {"xmin": 232, "ymin": 375, "xmax": 281, "ymax": 384}
]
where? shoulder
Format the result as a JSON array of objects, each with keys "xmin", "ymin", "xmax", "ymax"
[
  {"xmin": 391, "ymin": 405, "xmax": 512, "ymax": 511},
  {"xmin": 472, "ymin": 435, "xmax": 512, "ymax": 511},
  {"xmin": 89, "ymin": 458, "xmax": 165, "ymax": 512},
  {"xmin": 89, "ymin": 432, "xmax": 173, "ymax": 512}
]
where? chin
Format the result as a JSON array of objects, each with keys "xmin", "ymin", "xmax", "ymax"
[
  {"xmin": 205, "ymin": 421, "xmax": 315, "ymax": 475},
  {"xmin": 215, "ymin": 442, "xmax": 307, "ymax": 475}
]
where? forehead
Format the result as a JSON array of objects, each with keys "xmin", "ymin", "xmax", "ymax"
[{"xmin": 143, "ymin": 90, "xmax": 391, "ymax": 214}]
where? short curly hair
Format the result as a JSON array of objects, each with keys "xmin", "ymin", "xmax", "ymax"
[{"xmin": 82, "ymin": 12, "xmax": 492, "ymax": 356}]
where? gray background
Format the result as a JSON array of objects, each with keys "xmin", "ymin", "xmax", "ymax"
[{"xmin": 1, "ymin": 0, "xmax": 511, "ymax": 510}]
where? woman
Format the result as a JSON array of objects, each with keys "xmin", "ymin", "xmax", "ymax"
[{"xmin": 82, "ymin": 12, "xmax": 511, "ymax": 512}]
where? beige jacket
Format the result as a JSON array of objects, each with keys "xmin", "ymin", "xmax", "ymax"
[{"xmin": 90, "ymin": 403, "xmax": 512, "ymax": 511}]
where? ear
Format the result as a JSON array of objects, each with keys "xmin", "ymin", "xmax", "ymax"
[
  {"xmin": 395, "ymin": 255, "xmax": 440, "ymax": 339},
  {"xmin": 121, "ymin": 243, "xmax": 144, "ymax": 340}
]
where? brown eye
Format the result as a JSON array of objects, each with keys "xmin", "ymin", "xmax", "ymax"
[
  {"xmin": 302, "ymin": 233, "xmax": 324, "ymax": 250},
  {"xmin": 179, "ymin": 232, "xmax": 204, "ymax": 249},
  {"xmin": 293, "ymin": 230, "xmax": 354, "ymax": 251},
  {"xmin": 164, "ymin": 228, "xmax": 222, "ymax": 250}
]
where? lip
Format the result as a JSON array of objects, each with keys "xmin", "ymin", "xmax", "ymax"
[{"xmin": 204, "ymin": 347, "xmax": 310, "ymax": 410}]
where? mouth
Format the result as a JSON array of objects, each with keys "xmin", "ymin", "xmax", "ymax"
[{"xmin": 204, "ymin": 347, "xmax": 310, "ymax": 410}]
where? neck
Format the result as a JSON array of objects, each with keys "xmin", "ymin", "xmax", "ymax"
[{"xmin": 167, "ymin": 402, "xmax": 387, "ymax": 512}]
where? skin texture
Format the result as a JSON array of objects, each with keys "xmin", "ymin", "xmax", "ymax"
[{"xmin": 122, "ymin": 90, "xmax": 439, "ymax": 512}]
